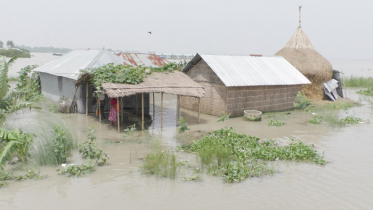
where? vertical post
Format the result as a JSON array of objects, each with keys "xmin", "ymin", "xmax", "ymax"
[
  {"xmin": 135, "ymin": 94, "xmax": 138, "ymax": 116},
  {"xmin": 121, "ymin": 97, "xmax": 123, "ymax": 122},
  {"xmin": 161, "ymin": 93, "xmax": 163, "ymax": 129},
  {"xmin": 85, "ymin": 83, "xmax": 88, "ymax": 116},
  {"xmin": 98, "ymin": 93, "xmax": 101, "ymax": 122},
  {"xmin": 153, "ymin": 93, "xmax": 155, "ymax": 117},
  {"xmin": 176, "ymin": 95, "xmax": 180, "ymax": 126},
  {"xmin": 142, "ymin": 93, "xmax": 144, "ymax": 130},
  {"xmin": 117, "ymin": 97, "xmax": 120, "ymax": 133},
  {"xmin": 198, "ymin": 97, "xmax": 201, "ymax": 123}
]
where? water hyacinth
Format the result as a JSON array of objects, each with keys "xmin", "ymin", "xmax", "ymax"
[{"xmin": 185, "ymin": 127, "xmax": 325, "ymax": 182}]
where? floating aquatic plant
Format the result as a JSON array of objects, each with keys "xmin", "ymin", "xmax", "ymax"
[
  {"xmin": 57, "ymin": 163, "xmax": 95, "ymax": 177},
  {"xmin": 268, "ymin": 119, "xmax": 286, "ymax": 126},
  {"xmin": 183, "ymin": 127, "xmax": 325, "ymax": 182}
]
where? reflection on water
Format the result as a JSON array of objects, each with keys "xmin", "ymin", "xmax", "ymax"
[{"xmin": 1, "ymin": 90, "xmax": 373, "ymax": 208}]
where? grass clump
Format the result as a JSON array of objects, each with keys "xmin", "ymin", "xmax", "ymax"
[
  {"xmin": 79, "ymin": 126, "xmax": 108, "ymax": 165},
  {"xmin": 184, "ymin": 128, "xmax": 325, "ymax": 182},
  {"xmin": 142, "ymin": 141, "xmax": 178, "ymax": 179},
  {"xmin": 178, "ymin": 117, "xmax": 189, "ymax": 133},
  {"xmin": 343, "ymin": 76, "xmax": 373, "ymax": 88},
  {"xmin": 268, "ymin": 119, "xmax": 286, "ymax": 126},
  {"xmin": 309, "ymin": 114, "xmax": 364, "ymax": 126},
  {"xmin": 57, "ymin": 163, "xmax": 95, "ymax": 177},
  {"xmin": 29, "ymin": 123, "xmax": 77, "ymax": 166}
]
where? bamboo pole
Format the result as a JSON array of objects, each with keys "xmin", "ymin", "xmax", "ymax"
[
  {"xmin": 176, "ymin": 95, "xmax": 180, "ymax": 126},
  {"xmin": 161, "ymin": 93, "xmax": 163, "ymax": 129},
  {"xmin": 135, "ymin": 94, "xmax": 138, "ymax": 116},
  {"xmin": 153, "ymin": 93, "xmax": 155, "ymax": 117},
  {"xmin": 98, "ymin": 93, "xmax": 101, "ymax": 122},
  {"xmin": 85, "ymin": 83, "xmax": 88, "ymax": 116},
  {"xmin": 121, "ymin": 97, "xmax": 123, "ymax": 122},
  {"xmin": 117, "ymin": 98, "xmax": 120, "ymax": 133},
  {"xmin": 198, "ymin": 97, "xmax": 201, "ymax": 123},
  {"xmin": 142, "ymin": 93, "xmax": 144, "ymax": 130}
]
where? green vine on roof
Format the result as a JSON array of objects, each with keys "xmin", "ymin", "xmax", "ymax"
[{"xmin": 80, "ymin": 61, "xmax": 187, "ymax": 89}]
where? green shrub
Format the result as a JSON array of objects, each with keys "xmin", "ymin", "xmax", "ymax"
[
  {"xmin": 178, "ymin": 117, "xmax": 190, "ymax": 133},
  {"xmin": 293, "ymin": 91, "xmax": 309, "ymax": 109},
  {"xmin": 79, "ymin": 126, "xmax": 108, "ymax": 165},
  {"xmin": 268, "ymin": 119, "xmax": 286, "ymax": 126}
]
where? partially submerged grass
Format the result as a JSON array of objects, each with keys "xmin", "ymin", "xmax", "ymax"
[
  {"xmin": 142, "ymin": 141, "xmax": 178, "ymax": 179},
  {"xmin": 57, "ymin": 163, "xmax": 95, "ymax": 177},
  {"xmin": 268, "ymin": 119, "xmax": 286, "ymax": 126},
  {"xmin": 343, "ymin": 76, "xmax": 373, "ymax": 88},
  {"xmin": 357, "ymin": 87, "xmax": 373, "ymax": 96},
  {"xmin": 306, "ymin": 101, "xmax": 355, "ymax": 113},
  {"xmin": 308, "ymin": 114, "xmax": 364, "ymax": 126},
  {"xmin": 183, "ymin": 127, "xmax": 325, "ymax": 182}
]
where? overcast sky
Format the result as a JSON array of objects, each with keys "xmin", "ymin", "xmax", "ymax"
[{"xmin": 1, "ymin": 0, "xmax": 372, "ymax": 59}]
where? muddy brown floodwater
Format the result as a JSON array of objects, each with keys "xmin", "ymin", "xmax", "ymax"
[{"xmin": 1, "ymin": 88, "xmax": 373, "ymax": 210}]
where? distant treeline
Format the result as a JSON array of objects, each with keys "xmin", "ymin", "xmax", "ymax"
[
  {"xmin": 16, "ymin": 45, "xmax": 72, "ymax": 53},
  {"xmin": 0, "ymin": 48, "xmax": 31, "ymax": 58}
]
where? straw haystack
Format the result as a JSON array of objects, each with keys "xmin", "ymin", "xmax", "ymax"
[{"xmin": 276, "ymin": 18, "xmax": 333, "ymax": 100}]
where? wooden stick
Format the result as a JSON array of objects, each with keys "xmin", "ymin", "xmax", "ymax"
[
  {"xmin": 198, "ymin": 97, "xmax": 201, "ymax": 123},
  {"xmin": 117, "ymin": 97, "xmax": 120, "ymax": 133},
  {"xmin": 161, "ymin": 93, "xmax": 163, "ymax": 129},
  {"xmin": 86, "ymin": 83, "xmax": 88, "ymax": 116},
  {"xmin": 121, "ymin": 97, "xmax": 123, "ymax": 122},
  {"xmin": 142, "ymin": 93, "xmax": 144, "ymax": 130}
]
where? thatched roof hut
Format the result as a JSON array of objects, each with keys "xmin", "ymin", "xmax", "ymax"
[{"xmin": 275, "ymin": 7, "xmax": 333, "ymax": 100}]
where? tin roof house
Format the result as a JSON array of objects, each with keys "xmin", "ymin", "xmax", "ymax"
[
  {"xmin": 34, "ymin": 49, "xmax": 124, "ymax": 113},
  {"xmin": 181, "ymin": 54, "xmax": 311, "ymax": 117}
]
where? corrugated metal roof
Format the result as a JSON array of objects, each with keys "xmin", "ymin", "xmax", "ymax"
[
  {"xmin": 116, "ymin": 53, "xmax": 169, "ymax": 67},
  {"xmin": 34, "ymin": 49, "xmax": 124, "ymax": 80},
  {"xmin": 183, "ymin": 54, "xmax": 311, "ymax": 87}
]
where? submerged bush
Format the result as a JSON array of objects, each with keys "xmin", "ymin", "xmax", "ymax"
[
  {"xmin": 185, "ymin": 127, "xmax": 325, "ymax": 182},
  {"xmin": 57, "ymin": 163, "xmax": 95, "ymax": 177},
  {"xmin": 293, "ymin": 91, "xmax": 309, "ymax": 109},
  {"xmin": 15, "ymin": 65, "xmax": 43, "ymax": 102},
  {"xmin": 142, "ymin": 141, "xmax": 178, "ymax": 179}
]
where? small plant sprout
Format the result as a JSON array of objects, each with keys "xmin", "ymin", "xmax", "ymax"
[
  {"xmin": 178, "ymin": 117, "xmax": 190, "ymax": 133},
  {"xmin": 79, "ymin": 126, "xmax": 108, "ymax": 165},
  {"xmin": 217, "ymin": 112, "xmax": 231, "ymax": 122}
]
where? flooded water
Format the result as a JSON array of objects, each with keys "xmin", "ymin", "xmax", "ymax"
[{"xmin": 1, "ymin": 88, "xmax": 373, "ymax": 209}]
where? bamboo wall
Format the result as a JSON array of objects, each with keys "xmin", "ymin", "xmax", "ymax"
[
  {"xmin": 180, "ymin": 59, "xmax": 226, "ymax": 116},
  {"xmin": 226, "ymin": 85, "xmax": 302, "ymax": 117}
]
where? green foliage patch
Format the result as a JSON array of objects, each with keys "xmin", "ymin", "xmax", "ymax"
[
  {"xmin": 81, "ymin": 62, "xmax": 185, "ymax": 89},
  {"xmin": 15, "ymin": 65, "xmax": 43, "ymax": 102},
  {"xmin": 0, "ymin": 49, "xmax": 30, "ymax": 58},
  {"xmin": 57, "ymin": 163, "xmax": 95, "ymax": 177},
  {"xmin": 184, "ymin": 127, "xmax": 325, "ymax": 182},
  {"xmin": 357, "ymin": 87, "xmax": 373, "ymax": 96}
]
